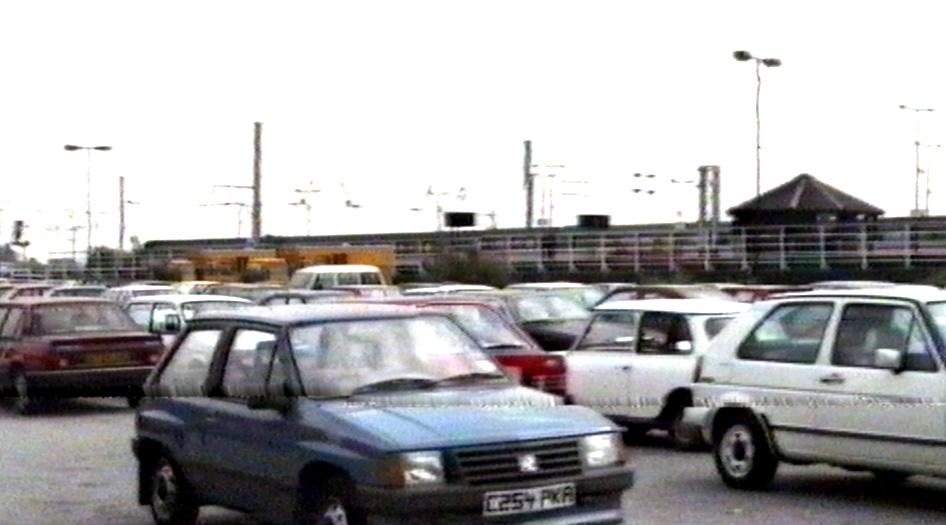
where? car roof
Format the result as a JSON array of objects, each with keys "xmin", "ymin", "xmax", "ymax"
[
  {"xmin": 776, "ymin": 285, "xmax": 946, "ymax": 303},
  {"xmin": 594, "ymin": 298, "xmax": 748, "ymax": 315},
  {"xmin": 294, "ymin": 264, "xmax": 381, "ymax": 273},
  {"xmin": 0, "ymin": 297, "xmax": 113, "ymax": 306},
  {"xmin": 109, "ymin": 284, "xmax": 176, "ymax": 291},
  {"xmin": 507, "ymin": 282, "xmax": 588, "ymax": 289},
  {"xmin": 191, "ymin": 303, "xmax": 424, "ymax": 325},
  {"xmin": 127, "ymin": 294, "xmax": 252, "ymax": 304}
]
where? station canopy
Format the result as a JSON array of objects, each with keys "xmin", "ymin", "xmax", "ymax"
[{"xmin": 728, "ymin": 173, "xmax": 884, "ymax": 225}]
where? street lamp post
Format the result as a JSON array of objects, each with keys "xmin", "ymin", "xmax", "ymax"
[
  {"xmin": 733, "ymin": 51, "xmax": 781, "ymax": 196},
  {"xmin": 898, "ymin": 105, "xmax": 935, "ymax": 216},
  {"xmin": 64, "ymin": 144, "xmax": 112, "ymax": 258}
]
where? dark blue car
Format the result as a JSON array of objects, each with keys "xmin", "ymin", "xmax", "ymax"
[{"xmin": 132, "ymin": 304, "xmax": 634, "ymax": 525}]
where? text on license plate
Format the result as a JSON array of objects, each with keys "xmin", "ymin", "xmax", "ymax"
[{"xmin": 483, "ymin": 482, "xmax": 576, "ymax": 517}]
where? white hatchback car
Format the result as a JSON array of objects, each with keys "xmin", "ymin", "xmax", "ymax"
[
  {"xmin": 564, "ymin": 299, "xmax": 747, "ymax": 448},
  {"xmin": 691, "ymin": 287, "xmax": 946, "ymax": 489}
]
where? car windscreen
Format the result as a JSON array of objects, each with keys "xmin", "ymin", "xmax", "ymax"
[
  {"xmin": 925, "ymin": 302, "xmax": 946, "ymax": 343},
  {"xmin": 426, "ymin": 304, "xmax": 536, "ymax": 350},
  {"xmin": 132, "ymin": 288, "xmax": 174, "ymax": 297},
  {"xmin": 703, "ymin": 315, "xmax": 736, "ymax": 339},
  {"xmin": 51, "ymin": 288, "xmax": 106, "ymax": 297},
  {"xmin": 289, "ymin": 316, "xmax": 504, "ymax": 397},
  {"xmin": 181, "ymin": 301, "xmax": 248, "ymax": 319},
  {"xmin": 32, "ymin": 303, "xmax": 140, "ymax": 334},
  {"xmin": 510, "ymin": 295, "xmax": 591, "ymax": 323}
]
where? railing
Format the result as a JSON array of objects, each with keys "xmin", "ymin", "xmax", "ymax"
[{"xmin": 386, "ymin": 220, "xmax": 946, "ymax": 277}]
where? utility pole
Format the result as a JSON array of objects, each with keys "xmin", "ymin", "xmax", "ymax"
[
  {"xmin": 118, "ymin": 176, "xmax": 125, "ymax": 251},
  {"xmin": 252, "ymin": 122, "xmax": 262, "ymax": 241},
  {"xmin": 523, "ymin": 140, "xmax": 533, "ymax": 229}
]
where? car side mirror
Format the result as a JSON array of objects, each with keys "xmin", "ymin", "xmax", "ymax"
[
  {"xmin": 163, "ymin": 314, "xmax": 182, "ymax": 333},
  {"xmin": 673, "ymin": 340, "xmax": 694, "ymax": 353},
  {"xmin": 874, "ymin": 348, "xmax": 904, "ymax": 372}
]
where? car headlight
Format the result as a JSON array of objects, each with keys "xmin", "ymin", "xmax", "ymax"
[
  {"xmin": 400, "ymin": 451, "xmax": 445, "ymax": 486},
  {"xmin": 580, "ymin": 433, "xmax": 624, "ymax": 468}
]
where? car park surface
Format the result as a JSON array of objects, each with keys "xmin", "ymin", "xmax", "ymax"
[{"xmin": 133, "ymin": 304, "xmax": 633, "ymax": 525}]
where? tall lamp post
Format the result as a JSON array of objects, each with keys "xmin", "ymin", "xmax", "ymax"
[
  {"xmin": 64, "ymin": 144, "xmax": 112, "ymax": 258},
  {"xmin": 898, "ymin": 104, "xmax": 935, "ymax": 216},
  {"xmin": 733, "ymin": 50, "xmax": 781, "ymax": 196}
]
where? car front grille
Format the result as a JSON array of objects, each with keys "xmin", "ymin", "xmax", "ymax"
[{"xmin": 451, "ymin": 438, "xmax": 583, "ymax": 486}]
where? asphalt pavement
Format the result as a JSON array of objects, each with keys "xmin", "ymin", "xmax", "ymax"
[{"xmin": 2, "ymin": 399, "xmax": 946, "ymax": 525}]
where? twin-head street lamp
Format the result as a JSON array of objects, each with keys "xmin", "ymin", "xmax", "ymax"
[
  {"xmin": 898, "ymin": 105, "xmax": 936, "ymax": 215},
  {"xmin": 733, "ymin": 50, "xmax": 782, "ymax": 196},
  {"xmin": 64, "ymin": 144, "xmax": 112, "ymax": 258}
]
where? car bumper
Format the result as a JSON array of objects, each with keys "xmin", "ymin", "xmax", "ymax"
[
  {"xmin": 25, "ymin": 366, "xmax": 152, "ymax": 396},
  {"xmin": 358, "ymin": 466, "xmax": 633, "ymax": 525}
]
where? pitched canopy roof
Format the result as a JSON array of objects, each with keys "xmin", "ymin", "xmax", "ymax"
[{"xmin": 728, "ymin": 174, "xmax": 884, "ymax": 216}]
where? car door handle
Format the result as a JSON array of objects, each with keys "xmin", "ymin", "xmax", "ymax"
[
  {"xmin": 619, "ymin": 365, "xmax": 633, "ymax": 372},
  {"xmin": 819, "ymin": 373, "xmax": 845, "ymax": 385}
]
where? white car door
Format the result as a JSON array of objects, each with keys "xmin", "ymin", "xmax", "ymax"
[
  {"xmin": 810, "ymin": 299, "xmax": 946, "ymax": 473},
  {"xmin": 726, "ymin": 300, "xmax": 840, "ymax": 460},
  {"xmin": 621, "ymin": 312, "xmax": 700, "ymax": 420},
  {"xmin": 565, "ymin": 311, "xmax": 639, "ymax": 418}
]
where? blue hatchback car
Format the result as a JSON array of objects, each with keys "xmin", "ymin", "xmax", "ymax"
[{"xmin": 132, "ymin": 304, "xmax": 634, "ymax": 525}]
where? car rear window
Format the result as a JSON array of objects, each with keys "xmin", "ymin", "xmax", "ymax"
[
  {"xmin": 704, "ymin": 316, "xmax": 735, "ymax": 339},
  {"xmin": 32, "ymin": 303, "xmax": 140, "ymax": 335}
]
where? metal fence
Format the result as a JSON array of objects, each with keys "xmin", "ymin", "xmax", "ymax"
[{"xmin": 19, "ymin": 218, "xmax": 946, "ymax": 284}]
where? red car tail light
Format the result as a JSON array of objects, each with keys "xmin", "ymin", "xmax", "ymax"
[{"xmin": 495, "ymin": 354, "xmax": 568, "ymax": 396}]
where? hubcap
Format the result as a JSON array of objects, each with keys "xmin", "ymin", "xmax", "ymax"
[
  {"xmin": 152, "ymin": 463, "xmax": 180, "ymax": 521},
  {"xmin": 720, "ymin": 424, "xmax": 755, "ymax": 478},
  {"xmin": 13, "ymin": 373, "xmax": 30, "ymax": 410},
  {"xmin": 320, "ymin": 498, "xmax": 349, "ymax": 525}
]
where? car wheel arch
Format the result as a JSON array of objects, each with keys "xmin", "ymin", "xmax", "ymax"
[
  {"xmin": 298, "ymin": 460, "xmax": 352, "ymax": 493},
  {"xmin": 658, "ymin": 388, "xmax": 693, "ymax": 422},
  {"xmin": 710, "ymin": 407, "xmax": 779, "ymax": 455},
  {"xmin": 135, "ymin": 439, "xmax": 188, "ymax": 505}
]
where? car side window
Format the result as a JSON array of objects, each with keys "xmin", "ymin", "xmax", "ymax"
[
  {"xmin": 1, "ymin": 308, "xmax": 24, "ymax": 338},
  {"xmin": 157, "ymin": 329, "xmax": 222, "ymax": 397},
  {"xmin": 577, "ymin": 312, "xmax": 639, "ymax": 350},
  {"xmin": 833, "ymin": 304, "xmax": 937, "ymax": 372},
  {"xmin": 738, "ymin": 303, "xmax": 833, "ymax": 364},
  {"xmin": 221, "ymin": 329, "xmax": 278, "ymax": 399},
  {"xmin": 638, "ymin": 313, "xmax": 692, "ymax": 355},
  {"xmin": 151, "ymin": 303, "xmax": 178, "ymax": 332},
  {"xmin": 126, "ymin": 304, "xmax": 154, "ymax": 329}
]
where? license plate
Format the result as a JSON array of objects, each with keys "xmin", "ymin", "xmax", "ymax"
[
  {"xmin": 80, "ymin": 352, "xmax": 131, "ymax": 366},
  {"xmin": 482, "ymin": 482, "xmax": 576, "ymax": 517}
]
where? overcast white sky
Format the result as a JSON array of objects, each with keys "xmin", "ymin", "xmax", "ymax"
[{"xmin": 2, "ymin": 0, "xmax": 946, "ymax": 260}]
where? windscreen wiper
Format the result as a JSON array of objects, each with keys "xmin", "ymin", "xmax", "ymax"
[{"xmin": 351, "ymin": 377, "xmax": 439, "ymax": 395}]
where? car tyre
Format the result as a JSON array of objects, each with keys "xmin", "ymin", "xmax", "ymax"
[
  {"xmin": 297, "ymin": 474, "xmax": 365, "ymax": 525},
  {"xmin": 714, "ymin": 415, "xmax": 778, "ymax": 490},
  {"xmin": 668, "ymin": 409, "xmax": 706, "ymax": 451},
  {"xmin": 148, "ymin": 456, "xmax": 199, "ymax": 525},
  {"xmin": 12, "ymin": 370, "xmax": 35, "ymax": 415}
]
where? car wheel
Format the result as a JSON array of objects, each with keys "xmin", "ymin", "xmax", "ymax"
[
  {"xmin": 12, "ymin": 370, "xmax": 34, "ymax": 415},
  {"xmin": 871, "ymin": 470, "xmax": 912, "ymax": 484},
  {"xmin": 714, "ymin": 416, "xmax": 778, "ymax": 489},
  {"xmin": 668, "ymin": 409, "xmax": 705, "ymax": 451},
  {"xmin": 298, "ymin": 475, "xmax": 364, "ymax": 525},
  {"xmin": 149, "ymin": 456, "xmax": 199, "ymax": 525}
]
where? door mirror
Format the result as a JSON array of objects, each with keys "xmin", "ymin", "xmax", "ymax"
[
  {"xmin": 672, "ymin": 340, "xmax": 694, "ymax": 353},
  {"xmin": 163, "ymin": 313, "xmax": 182, "ymax": 333},
  {"xmin": 874, "ymin": 348, "xmax": 904, "ymax": 372}
]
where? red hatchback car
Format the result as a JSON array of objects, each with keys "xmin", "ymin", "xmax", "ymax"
[{"xmin": 0, "ymin": 298, "xmax": 165, "ymax": 413}]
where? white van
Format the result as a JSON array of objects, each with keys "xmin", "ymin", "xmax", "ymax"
[{"xmin": 288, "ymin": 264, "xmax": 387, "ymax": 290}]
